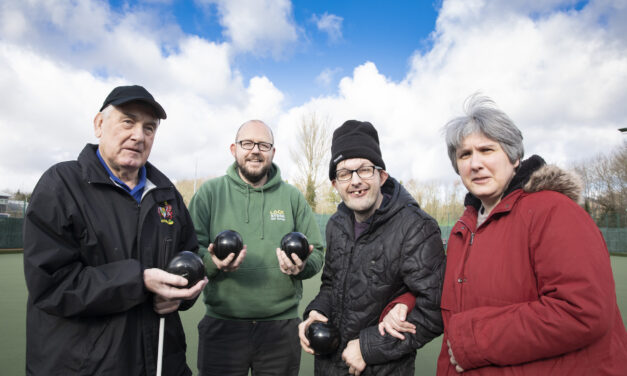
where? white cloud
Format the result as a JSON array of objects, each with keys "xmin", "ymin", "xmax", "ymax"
[
  {"xmin": 277, "ymin": 0, "xmax": 627, "ymax": 186},
  {"xmin": 1, "ymin": 0, "xmax": 626, "ymax": 197},
  {"xmin": 315, "ymin": 67, "xmax": 342, "ymax": 87},
  {"xmin": 0, "ymin": 6, "xmax": 27, "ymax": 38},
  {"xmin": 202, "ymin": 0, "xmax": 299, "ymax": 58},
  {"xmin": 0, "ymin": 43, "xmax": 113, "ymax": 191},
  {"xmin": 403, "ymin": 0, "xmax": 627, "ymax": 177},
  {"xmin": 0, "ymin": 0, "xmax": 286, "ymax": 192},
  {"xmin": 312, "ymin": 12, "xmax": 343, "ymax": 43}
]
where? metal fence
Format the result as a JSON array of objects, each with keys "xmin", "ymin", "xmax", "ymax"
[
  {"xmin": 3, "ymin": 215, "xmax": 626, "ymax": 253},
  {"xmin": 0, "ymin": 218, "xmax": 23, "ymax": 249},
  {"xmin": 600, "ymin": 228, "xmax": 627, "ymax": 254},
  {"xmin": 309, "ymin": 215, "xmax": 627, "ymax": 253}
]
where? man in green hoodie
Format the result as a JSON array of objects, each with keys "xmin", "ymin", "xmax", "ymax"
[{"xmin": 189, "ymin": 119, "xmax": 325, "ymax": 376}]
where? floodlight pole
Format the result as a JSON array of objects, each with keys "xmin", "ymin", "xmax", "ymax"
[{"xmin": 193, "ymin": 158, "xmax": 198, "ymax": 194}]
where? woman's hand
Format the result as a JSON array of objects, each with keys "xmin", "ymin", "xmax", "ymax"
[
  {"xmin": 448, "ymin": 340, "xmax": 465, "ymax": 373},
  {"xmin": 378, "ymin": 303, "xmax": 416, "ymax": 340}
]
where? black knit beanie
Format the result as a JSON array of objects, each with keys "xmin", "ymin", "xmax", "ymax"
[{"xmin": 329, "ymin": 120, "xmax": 386, "ymax": 180}]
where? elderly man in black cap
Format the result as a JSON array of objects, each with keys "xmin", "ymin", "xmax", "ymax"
[
  {"xmin": 23, "ymin": 85, "xmax": 207, "ymax": 376},
  {"xmin": 298, "ymin": 120, "xmax": 446, "ymax": 375}
]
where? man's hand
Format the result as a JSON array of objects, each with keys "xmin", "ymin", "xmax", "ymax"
[
  {"xmin": 143, "ymin": 268, "xmax": 207, "ymax": 314},
  {"xmin": 448, "ymin": 340, "xmax": 465, "ymax": 373},
  {"xmin": 378, "ymin": 303, "xmax": 416, "ymax": 340},
  {"xmin": 342, "ymin": 339, "xmax": 366, "ymax": 375},
  {"xmin": 208, "ymin": 243, "xmax": 247, "ymax": 272},
  {"xmin": 276, "ymin": 245, "xmax": 312, "ymax": 275},
  {"xmin": 298, "ymin": 310, "xmax": 328, "ymax": 355},
  {"xmin": 153, "ymin": 295, "xmax": 181, "ymax": 315}
]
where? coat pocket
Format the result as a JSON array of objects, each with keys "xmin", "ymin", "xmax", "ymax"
[{"xmin": 77, "ymin": 316, "xmax": 113, "ymax": 374}]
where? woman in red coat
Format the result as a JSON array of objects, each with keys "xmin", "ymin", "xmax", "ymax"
[{"xmin": 380, "ymin": 94, "xmax": 627, "ymax": 374}]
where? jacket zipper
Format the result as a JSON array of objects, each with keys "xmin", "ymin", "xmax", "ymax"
[
  {"xmin": 337, "ymin": 215, "xmax": 359, "ymax": 341},
  {"xmin": 338, "ymin": 242, "xmax": 355, "ymax": 335},
  {"xmin": 456, "ymin": 218, "xmax": 475, "ymax": 312}
]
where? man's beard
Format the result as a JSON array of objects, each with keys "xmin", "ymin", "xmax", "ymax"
[{"xmin": 236, "ymin": 160, "xmax": 271, "ymax": 184}]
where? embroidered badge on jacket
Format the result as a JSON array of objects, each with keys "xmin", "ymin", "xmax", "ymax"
[
  {"xmin": 158, "ymin": 201, "xmax": 174, "ymax": 225},
  {"xmin": 269, "ymin": 209, "xmax": 286, "ymax": 221}
]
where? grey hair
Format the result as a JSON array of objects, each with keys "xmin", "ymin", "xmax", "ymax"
[
  {"xmin": 444, "ymin": 93, "xmax": 524, "ymax": 174},
  {"xmin": 100, "ymin": 104, "xmax": 115, "ymax": 120}
]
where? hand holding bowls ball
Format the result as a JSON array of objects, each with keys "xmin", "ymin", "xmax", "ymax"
[
  {"xmin": 213, "ymin": 230, "xmax": 244, "ymax": 260},
  {"xmin": 159, "ymin": 251, "xmax": 204, "ymax": 375},
  {"xmin": 165, "ymin": 251, "xmax": 205, "ymax": 288},
  {"xmin": 306, "ymin": 321, "xmax": 340, "ymax": 355},
  {"xmin": 280, "ymin": 232, "xmax": 310, "ymax": 261}
]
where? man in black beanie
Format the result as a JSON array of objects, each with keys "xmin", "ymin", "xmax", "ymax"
[{"xmin": 299, "ymin": 120, "xmax": 446, "ymax": 375}]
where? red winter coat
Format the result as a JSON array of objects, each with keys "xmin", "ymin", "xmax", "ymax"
[{"xmin": 438, "ymin": 160, "xmax": 627, "ymax": 375}]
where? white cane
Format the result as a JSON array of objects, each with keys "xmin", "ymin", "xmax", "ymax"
[
  {"xmin": 156, "ymin": 316, "xmax": 165, "ymax": 376},
  {"xmin": 158, "ymin": 250, "xmax": 205, "ymax": 376}
]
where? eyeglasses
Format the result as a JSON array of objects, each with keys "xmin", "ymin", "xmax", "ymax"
[
  {"xmin": 335, "ymin": 165, "xmax": 382, "ymax": 182},
  {"xmin": 237, "ymin": 140, "xmax": 273, "ymax": 152}
]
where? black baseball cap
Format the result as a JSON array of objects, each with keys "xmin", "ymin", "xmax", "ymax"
[{"xmin": 99, "ymin": 85, "xmax": 167, "ymax": 119}]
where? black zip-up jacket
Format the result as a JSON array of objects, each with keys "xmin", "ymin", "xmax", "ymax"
[
  {"xmin": 23, "ymin": 144, "xmax": 198, "ymax": 376},
  {"xmin": 305, "ymin": 177, "xmax": 445, "ymax": 376}
]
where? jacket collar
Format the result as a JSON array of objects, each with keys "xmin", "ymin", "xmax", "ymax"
[
  {"xmin": 522, "ymin": 163, "xmax": 584, "ymax": 205},
  {"xmin": 335, "ymin": 177, "xmax": 419, "ymax": 235},
  {"xmin": 78, "ymin": 143, "xmax": 172, "ymax": 190}
]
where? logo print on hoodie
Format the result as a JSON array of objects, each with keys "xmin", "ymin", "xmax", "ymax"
[
  {"xmin": 269, "ymin": 209, "xmax": 286, "ymax": 221},
  {"xmin": 158, "ymin": 201, "xmax": 174, "ymax": 225}
]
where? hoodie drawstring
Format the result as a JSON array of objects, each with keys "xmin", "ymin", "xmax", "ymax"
[
  {"xmin": 245, "ymin": 186, "xmax": 250, "ymax": 224},
  {"xmin": 260, "ymin": 188, "xmax": 265, "ymax": 240},
  {"xmin": 244, "ymin": 185, "xmax": 265, "ymax": 240}
]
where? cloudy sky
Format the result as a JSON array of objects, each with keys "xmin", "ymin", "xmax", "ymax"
[{"xmin": 1, "ymin": 0, "xmax": 626, "ymax": 194}]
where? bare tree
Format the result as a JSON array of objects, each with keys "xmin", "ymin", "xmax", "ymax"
[
  {"xmin": 291, "ymin": 113, "xmax": 331, "ymax": 212},
  {"xmin": 317, "ymin": 184, "xmax": 342, "ymax": 214},
  {"xmin": 404, "ymin": 179, "xmax": 465, "ymax": 226},
  {"xmin": 573, "ymin": 141, "xmax": 627, "ymax": 226}
]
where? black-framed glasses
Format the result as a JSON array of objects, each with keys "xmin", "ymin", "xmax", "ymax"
[
  {"xmin": 335, "ymin": 165, "xmax": 382, "ymax": 182},
  {"xmin": 237, "ymin": 140, "xmax": 273, "ymax": 152}
]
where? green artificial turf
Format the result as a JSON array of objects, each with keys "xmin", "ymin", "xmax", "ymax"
[{"xmin": 3, "ymin": 254, "xmax": 626, "ymax": 375}]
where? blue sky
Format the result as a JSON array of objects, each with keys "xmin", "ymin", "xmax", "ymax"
[
  {"xmin": 108, "ymin": 0, "xmax": 440, "ymax": 105},
  {"xmin": 0, "ymin": 0, "xmax": 625, "ymax": 193}
]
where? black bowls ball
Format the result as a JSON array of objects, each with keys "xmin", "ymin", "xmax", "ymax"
[
  {"xmin": 213, "ymin": 230, "xmax": 243, "ymax": 260},
  {"xmin": 166, "ymin": 251, "xmax": 205, "ymax": 288},
  {"xmin": 306, "ymin": 321, "xmax": 340, "ymax": 355},
  {"xmin": 280, "ymin": 232, "xmax": 310, "ymax": 261}
]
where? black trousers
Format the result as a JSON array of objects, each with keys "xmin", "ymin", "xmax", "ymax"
[{"xmin": 197, "ymin": 315, "xmax": 301, "ymax": 376}]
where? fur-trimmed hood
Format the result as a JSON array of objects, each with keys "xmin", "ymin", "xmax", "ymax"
[
  {"xmin": 523, "ymin": 163, "xmax": 584, "ymax": 205},
  {"xmin": 464, "ymin": 154, "xmax": 584, "ymax": 208}
]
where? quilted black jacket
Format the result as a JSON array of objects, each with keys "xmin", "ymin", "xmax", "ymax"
[{"xmin": 305, "ymin": 177, "xmax": 445, "ymax": 375}]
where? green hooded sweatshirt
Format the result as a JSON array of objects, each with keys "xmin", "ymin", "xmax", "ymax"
[{"xmin": 188, "ymin": 162, "xmax": 324, "ymax": 320}]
